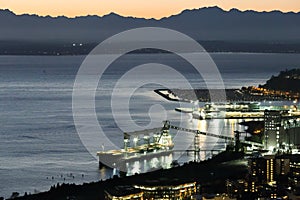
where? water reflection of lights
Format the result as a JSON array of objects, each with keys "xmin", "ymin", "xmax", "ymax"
[
  {"xmin": 161, "ymin": 154, "xmax": 173, "ymax": 169},
  {"xmin": 113, "ymin": 168, "xmax": 118, "ymax": 176},
  {"xmin": 126, "ymin": 154, "xmax": 173, "ymax": 176},
  {"xmin": 123, "ymin": 117, "xmax": 251, "ymax": 176},
  {"xmin": 144, "ymin": 159, "xmax": 148, "ymax": 172},
  {"xmin": 229, "ymin": 119, "xmax": 236, "ymax": 135},
  {"xmin": 100, "ymin": 167, "xmax": 107, "ymax": 177},
  {"xmin": 195, "ymin": 119, "xmax": 207, "ymax": 146},
  {"xmin": 196, "ymin": 119, "xmax": 207, "ymax": 132},
  {"xmin": 131, "ymin": 161, "xmax": 141, "ymax": 175},
  {"xmin": 150, "ymin": 158, "xmax": 159, "ymax": 168}
]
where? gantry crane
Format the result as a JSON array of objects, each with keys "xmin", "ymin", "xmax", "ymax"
[
  {"xmin": 162, "ymin": 120, "xmax": 237, "ymax": 153},
  {"xmin": 162, "ymin": 120, "xmax": 263, "ymax": 153},
  {"xmin": 122, "ymin": 120, "xmax": 263, "ymax": 161}
]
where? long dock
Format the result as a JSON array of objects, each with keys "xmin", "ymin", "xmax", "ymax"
[
  {"xmin": 155, "ymin": 88, "xmax": 299, "ymax": 102},
  {"xmin": 175, "ymin": 107, "xmax": 300, "ymax": 120}
]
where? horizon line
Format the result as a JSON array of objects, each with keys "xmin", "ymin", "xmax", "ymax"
[{"xmin": 1, "ymin": 6, "xmax": 300, "ymax": 20}]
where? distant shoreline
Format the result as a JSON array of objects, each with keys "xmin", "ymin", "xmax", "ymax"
[
  {"xmin": 1, "ymin": 52, "xmax": 299, "ymax": 56},
  {"xmin": 1, "ymin": 41, "xmax": 300, "ymax": 56}
]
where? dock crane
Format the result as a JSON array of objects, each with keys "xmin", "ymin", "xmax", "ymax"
[
  {"xmin": 162, "ymin": 120, "xmax": 236, "ymax": 154},
  {"xmin": 121, "ymin": 120, "xmax": 263, "ymax": 162},
  {"xmin": 162, "ymin": 120, "xmax": 263, "ymax": 153}
]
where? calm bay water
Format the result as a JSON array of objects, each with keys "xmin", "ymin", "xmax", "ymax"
[{"xmin": 1, "ymin": 53, "xmax": 300, "ymax": 197}]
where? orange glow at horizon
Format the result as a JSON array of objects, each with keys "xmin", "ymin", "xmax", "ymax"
[{"xmin": 0, "ymin": 0, "xmax": 300, "ymax": 19}]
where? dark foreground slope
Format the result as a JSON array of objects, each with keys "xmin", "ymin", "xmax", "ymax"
[{"xmin": 10, "ymin": 152, "xmax": 246, "ymax": 200}]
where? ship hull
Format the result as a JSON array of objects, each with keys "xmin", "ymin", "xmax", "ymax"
[{"xmin": 98, "ymin": 149, "xmax": 174, "ymax": 171}]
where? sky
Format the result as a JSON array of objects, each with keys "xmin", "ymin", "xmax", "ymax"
[{"xmin": 0, "ymin": 0, "xmax": 300, "ymax": 19}]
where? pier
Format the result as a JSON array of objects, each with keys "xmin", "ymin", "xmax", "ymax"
[{"xmin": 155, "ymin": 87, "xmax": 300, "ymax": 102}]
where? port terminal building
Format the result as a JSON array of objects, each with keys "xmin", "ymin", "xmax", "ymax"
[{"xmin": 264, "ymin": 110, "xmax": 300, "ymax": 152}]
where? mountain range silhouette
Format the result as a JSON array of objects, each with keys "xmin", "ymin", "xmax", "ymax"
[{"xmin": 0, "ymin": 6, "xmax": 300, "ymax": 42}]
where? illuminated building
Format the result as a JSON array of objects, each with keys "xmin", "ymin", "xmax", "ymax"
[
  {"xmin": 264, "ymin": 110, "xmax": 283, "ymax": 150},
  {"xmin": 290, "ymin": 161, "xmax": 300, "ymax": 185},
  {"xmin": 245, "ymin": 154, "xmax": 300, "ymax": 199},
  {"xmin": 104, "ymin": 185, "xmax": 143, "ymax": 200},
  {"xmin": 245, "ymin": 155, "xmax": 277, "ymax": 199},
  {"xmin": 249, "ymin": 155, "xmax": 276, "ymax": 185},
  {"xmin": 276, "ymin": 158, "xmax": 290, "ymax": 176},
  {"xmin": 279, "ymin": 154, "xmax": 300, "ymax": 187},
  {"xmin": 105, "ymin": 180, "xmax": 199, "ymax": 200},
  {"xmin": 283, "ymin": 119, "xmax": 300, "ymax": 147},
  {"xmin": 134, "ymin": 180, "xmax": 198, "ymax": 200}
]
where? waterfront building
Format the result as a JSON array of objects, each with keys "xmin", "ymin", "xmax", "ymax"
[
  {"xmin": 264, "ymin": 110, "xmax": 284, "ymax": 150},
  {"xmin": 134, "ymin": 181, "xmax": 198, "ymax": 199},
  {"xmin": 263, "ymin": 110, "xmax": 300, "ymax": 151},
  {"xmin": 104, "ymin": 185, "xmax": 143, "ymax": 200},
  {"xmin": 283, "ymin": 119, "xmax": 300, "ymax": 147},
  {"xmin": 105, "ymin": 180, "xmax": 199, "ymax": 200},
  {"xmin": 202, "ymin": 194, "xmax": 237, "ymax": 200}
]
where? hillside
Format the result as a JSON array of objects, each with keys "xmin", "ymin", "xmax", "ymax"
[{"xmin": 261, "ymin": 69, "xmax": 300, "ymax": 93}]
